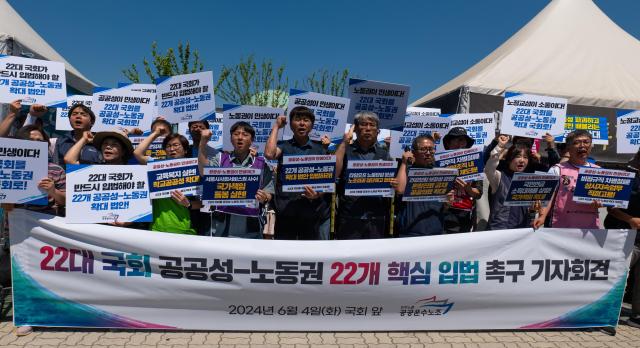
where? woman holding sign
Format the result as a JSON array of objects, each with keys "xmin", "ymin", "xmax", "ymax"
[
  {"xmin": 134, "ymin": 130, "xmax": 199, "ymax": 235},
  {"xmin": 391, "ymin": 135, "xmax": 454, "ymax": 237},
  {"xmin": 485, "ymin": 135, "xmax": 536, "ymax": 229}
]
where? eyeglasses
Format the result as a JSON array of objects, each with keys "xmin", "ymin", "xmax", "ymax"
[
  {"xmin": 165, "ymin": 143, "xmax": 183, "ymax": 150},
  {"xmin": 414, "ymin": 147, "xmax": 436, "ymax": 154}
]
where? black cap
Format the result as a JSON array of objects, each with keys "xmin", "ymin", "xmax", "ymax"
[{"xmin": 443, "ymin": 127, "xmax": 475, "ymax": 150}]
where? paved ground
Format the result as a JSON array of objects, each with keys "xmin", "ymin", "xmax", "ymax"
[{"xmin": 1, "ymin": 296, "xmax": 639, "ymax": 347}]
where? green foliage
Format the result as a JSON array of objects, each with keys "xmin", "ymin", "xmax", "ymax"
[
  {"xmin": 301, "ymin": 68, "xmax": 350, "ymax": 97},
  {"xmin": 214, "ymin": 55, "xmax": 289, "ymax": 108},
  {"xmin": 123, "ymin": 42, "xmax": 204, "ymax": 83}
]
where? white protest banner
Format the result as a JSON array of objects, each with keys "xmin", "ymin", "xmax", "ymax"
[
  {"xmin": 344, "ymin": 160, "xmax": 397, "ymax": 197},
  {"xmin": 178, "ymin": 113, "xmax": 224, "ymax": 151},
  {"xmin": 616, "ymin": 110, "xmax": 640, "ymax": 154},
  {"xmin": 10, "ymin": 208, "xmax": 632, "ymax": 330},
  {"xmin": 223, "ymin": 104, "xmax": 284, "ymax": 153},
  {"xmin": 147, "ymin": 158, "xmax": 200, "ymax": 199},
  {"xmin": 129, "ymin": 136, "xmax": 166, "ymax": 160},
  {"xmin": 435, "ymin": 147, "xmax": 485, "ymax": 182},
  {"xmin": 504, "ymin": 173, "xmax": 560, "ymax": 206},
  {"xmin": 347, "ymin": 79, "xmax": 409, "ymax": 131},
  {"xmin": 91, "ymin": 87, "xmax": 156, "ymax": 132},
  {"xmin": 54, "ymin": 95, "xmax": 92, "ymax": 131},
  {"xmin": 403, "ymin": 168, "xmax": 458, "ymax": 202},
  {"xmin": 285, "ymin": 89, "xmax": 350, "ymax": 142},
  {"xmin": 281, "ymin": 155, "xmax": 336, "ymax": 193},
  {"xmin": 118, "ymin": 83, "xmax": 156, "ymax": 94},
  {"xmin": 446, "ymin": 113, "xmax": 496, "ymax": 147},
  {"xmin": 65, "ymin": 164, "xmax": 151, "ymax": 223},
  {"xmin": 0, "ymin": 138, "xmax": 48, "ymax": 205},
  {"xmin": 156, "ymin": 71, "xmax": 215, "ymax": 124},
  {"xmin": 0, "ymin": 55, "xmax": 66, "ymax": 106},
  {"xmin": 573, "ymin": 168, "xmax": 635, "ymax": 208},
  {"xmin": 202, "ymin": 167, "xmax": 262, "ymax": 207},
  {"xmin": 555, "ymin": 115, "xmax": 608, "ymax": 145},
  {"xmin": 390, "ymin": 107, "xmax": 447, "ymax": 159},
  {"xmin": 501, "ymin": 92, "xmax": 567, "ymax": 138}
]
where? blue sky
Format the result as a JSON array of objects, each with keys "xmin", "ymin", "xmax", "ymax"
[{"xmin": 8, "ymin": 0, "xmax": 640, "ymax": 102}]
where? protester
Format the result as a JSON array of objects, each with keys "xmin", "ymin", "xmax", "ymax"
[
  {"xmin": 264, "ymin": 106, "xmax": 331, "ymax": 240},
  {"xmin": 485, "ymin": 135, "xmax": 536, "ymax": 229},
  {"xmin": 532, "ymin": 130, "xmax": 601, "ymax": 229},
  {"xmin": 64, "ymin": 130, "xmax": 132, "ymax": 165},
  {"xmin": 198, "ymin": 122, "xmax": 274, "ymax": 238},
  {"xmin": 334, "ymin": 112, "xmax": 392, "ymax": 239},
  {"xmin": 0, "ymin": 100, "xmax": 48, "ymax": 138},
  {"xmin": 133, "ymin": 132, "xmax": 199, "ymax": 235},
  {"xmin": 54, "ymin": 104, "xmax": 100, "ymax": 166},
  {"xmin": 391, "ymin": 135, "xmax": 454, "ymax": 237},
  {"xmin": 441, "ymin": 127, "xmax": 482, "ymax": 233}
]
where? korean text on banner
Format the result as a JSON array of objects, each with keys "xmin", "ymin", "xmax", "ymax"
[
  {"xmin": 402, "ymin": 168, "xmax": 458, "ymax": 202},
  {"xmin": 0, "ymin": 55, "xmax": 66, "ymax": 106},
  {"xmin": 0, "ymin": 138, "xmax": 48, "ymax": 205},
  {"xmin": 344, "ymin": 160, "xmax": 397, "ymax": 197},
  {"xmin": 446, "ymin": 113, "xmax": 496, "ymax": 147},
  {"xmin": 91, "ymin": 86, "xmax": 156, "ymax": 132},
  {"xmin": 202, "ymin": 167, "xmax": 261, "ymax": 207},
  {"xmin": 178, "ymin": 113, "xmax": 224, "ymax": 151},
  {"xmin": 10, "ymin": 209, "xmax": 633, "ymax": 330},
  {"xmin": 556, "ymin": 115, "xmax": 608, "ymax": 145},
  {"xmin": 281, "ymin": 155, "xmax": 336, "ymax": 193},
  {"xmin": 65, "ymin": 164, "xmax": 152, "ymax": 223},
  {"xmin": 147, "ymin": 158, "xmax": 200, "ymax": 199},
  {"xmin": 223, "ymin": 104, "xmax": 284, "ymax": 153},
  {"xmin": 573, "ymin": 167, "xmax": 635, "ymax": 208},
  {"xmin": 156, "ymin": 71, "xmax": 215, "ymax": 124},
  {"xmin": 435, "ymin": 147, "xmax": 485, "ymax": 182},
  {"xmin": 347, "ymin": 79, "xmax": 409, "ymax": 131},
  {"xmin": 286, "ymin": 89, "xmax": 350, "ymax": 142},
  {"xmin": 389, "ymin": 107, "xmax": 446, "ymax": 159},
  {"xmin": 501, "ymin": 92, "xmax": 567, "ymax": 139},
  {"xmin": 617, "ymin": 110, "xmax": 640, "ymax": 154},
  {"xmin": 504, "ymin": 173, "xmax": 560, "ymax": 206},
  {"xmin": 130, "ymin": 136, "xmax": 166, "ymax": 160}
]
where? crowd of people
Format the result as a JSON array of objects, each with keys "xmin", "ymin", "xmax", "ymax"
[{"xmin": 2, "ymin": 99, "xmax": 640, "ymax": 331}]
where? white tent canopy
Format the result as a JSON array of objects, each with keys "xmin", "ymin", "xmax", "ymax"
[
  {"xmin": 0, "ymin": 0, "xmax": 95, "ymax": 94},
  {"xmin": 413, "ymin": 0, "xmax": 640, "ymax": 111}
]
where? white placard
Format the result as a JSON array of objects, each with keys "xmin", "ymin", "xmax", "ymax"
[
  {"xmin": 91, "ymin": 87, "xmax": 156, "ymax": 132},
  {"xmin": 347, "ymin": 79, "xmax": 409, "ymax": 131},
  {"xmin": 156, "ymin": 71, "xmax": 215, "ymax": 123},
  {"xmin": 285, "ymin": 89, "xmax": 350, "ymax": 142},
  {"xmin": 390, "ymin": 107, "xmax": 447, "ymax": 159},
  {"xmin": 65, "ymin": 164, "xmax": 152, "ymax": 223},
  {"xmin": 501, "ymin": 92, "xmax": 567, "ymax": 138},
  {"xmin": 223, "ymin": 104, "xmax": 284, "ymax": 153},
  {"xmin": 0, "ymin": 54, "xmax": 66, "ymax": 106},
  {"xmin": 446, "ymin": 113, "xmax": 496, "ymax": 147},
  {"xmin": 616, "ymin": 110, "xmax": 640, "ymax": 154},
  {"xmin": 0, "ymin": 138, "xmax": 48, "ymax": 205}
]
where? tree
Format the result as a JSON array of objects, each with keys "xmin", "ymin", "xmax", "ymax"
[
  {"xmin": 214, "ymin": 55, "xmax": 289, "ymax": 108},
  {"xmin": 123, "ymin": 42, "xmax": 204, "ymax": 83},
  {"xmin": 301, "ymin": 68, "xmax": 350, "ymax": 97}
]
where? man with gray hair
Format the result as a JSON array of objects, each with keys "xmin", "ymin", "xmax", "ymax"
[{"xmin": 334, "ymin": 111, "xmax": 393, "ymax": 239}]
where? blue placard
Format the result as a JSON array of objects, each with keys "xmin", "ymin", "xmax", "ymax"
[
  {"xmin": 435, "ymin": 147, "xmax": 485, "ymax": 182},
  {"xmin": 402, "ymin": 168, "xmax": 458, "ymax": 202},
  {"xmin": 504, "ymin": 173, "xmax": 560, "ymax": 206},
  {"xmin": 202, "ymin": 167, "xmax": 261, "ymax": 206},
  {"xmin": 555, "ymin": 115, "xmax": 608, "ymax": 145},
  {"xmin": 281, "ymin": 155, "xmax": 336, "ymax": 193},
  {"xmin": 147, "ymin": 158, "xmax": 200, "ymax": 199},
  {"xmin": 344, "ymin": 160, "xmax": 397, "ymax": 197},
  {"xmin": 573, "ymin": 168, "xmax": 635, "ymax": 208}
]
